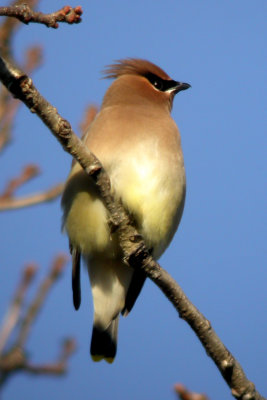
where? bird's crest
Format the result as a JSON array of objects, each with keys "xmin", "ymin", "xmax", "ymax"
[{"xmin": 103, "ymin": 58, "xmax": 171, "ymax": 81}]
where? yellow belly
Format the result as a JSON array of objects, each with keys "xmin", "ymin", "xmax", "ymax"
[{"xmin": 62, "ymin": 151, "xmax": 185, "ymax": 260}]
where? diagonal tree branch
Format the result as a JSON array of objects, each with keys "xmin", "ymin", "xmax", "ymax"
[{"xmin": 0, "ymin": 57, "xmax": 265, "ymax": 400}]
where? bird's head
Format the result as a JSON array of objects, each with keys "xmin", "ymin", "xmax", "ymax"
[{"xmin": 102, "ymin": 58, "xmax": 190, "ymax": 112}]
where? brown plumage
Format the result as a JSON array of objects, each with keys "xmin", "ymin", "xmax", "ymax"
[{"xmin": 61, "ymin": 58, "xmax": 190, "ymax": 362}]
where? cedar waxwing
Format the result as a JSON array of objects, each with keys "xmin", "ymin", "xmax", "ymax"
[{"xmin": 61, "ymin": 58, "xmax": 190, "ymax": 363}]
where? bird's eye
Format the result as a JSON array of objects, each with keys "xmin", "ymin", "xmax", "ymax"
[
  {"xmin": 146, "ymin": 73, "xmax": 165, "ymax": 91},
  {"xmin": 152, "ymin": 78, "xmax": 164, "ymax": 91},
  {"xmin": 145, "ymin": 73, "xmax": 180, "ymax": 93}
]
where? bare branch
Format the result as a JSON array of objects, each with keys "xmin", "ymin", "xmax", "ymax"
[
  {"xmin": 0, "ymin": 264, "xmax": 37, "ymax": 355},
  {"xmin": 0, "ymin": 84, "xmax": 20, "ymax": 152},
  {"xmin": 16, "ymin": 255, "xmax": 68, "ymax": 348},
  {"xmin": 0, "ymin": 5, "xmax": 82, "ymax": 29},
  {"xmin": 24, "ymin": 338, "xmax": 77, "ymax": 376},
  {"xmin": 23, "ymin": 46, "xmax": 43, "ymax": 74},
  {"xmin": 58, "ymin": 338, "xmax": 77, "ymax": 364},
  {"xmin": 0, "ymin": 164, "xmax": 40, "ymax": 199},
  {"xmin": 0, "ymin": 182, "xmax": 64, "ymax": 211},
  {"xmin": 0, "ymin": 164, "xmax": 63, "ymax": 211},
  {"xmin": 174, "ymin": 383, "xmax": 209, "ymax": 400},
  {"xmin": 0, "ymin": 255, "xmax": 74, "ymax": 389},
  {"xmin": 69, "ymin": 104, "xmax": 99, "ymax": 168},
  {"xmin": 0, "ymin": 10, "xmax": 43, "ymax": 152},
  {"xmin": 0, "ymin": 4, "xmax": 76, "ymax": 389},
  {"xmin": 0, "ymin": 58, "xmax": 265, "ymax": 400}
]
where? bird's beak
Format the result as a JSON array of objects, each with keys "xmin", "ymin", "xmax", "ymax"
[{"xmin": 173, "ymin": 82, "xmax": 191, "ymax": 94}]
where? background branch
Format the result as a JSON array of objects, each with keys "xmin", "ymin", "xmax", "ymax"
[
  {"xmin": 0, "ymin": 57, "xmax": 264, "ymax": 400},
  {"xmin": 174, "ymin": 383, "xmax": 209, "ymax": 400},
  {"xmin": 0, "ymin": 264, "xmax": 37, "ymax": 354},
  {"xmin": 0, "ymin": 103, "xmax": 99, "ymax": 210},
  {"xmin": 0, "ymin": 2, "xmax": 78, "ymax": 394},
  {"xmin": 0, "ymin": 0, "xmax": 39, "ymax": 59},
  {"xmin": 0, "ymin": 255, "xmax": 75, "ymax": 389},
  {"xmin": 0, "ymin": 164, "xmax": 40, "ymax": 199},
  {"xmin": 24, "ymin": 338, "xmax": 77, "ymax": 375},
  {"xmin": 16, "ymin": 254, "xmax": 68, "ymax": 348},
  {"xmin": 0, "ymin": 182, "xmax": 64, "ymax": 210},
  {"xmin": 0, "ymin": 1, "xmax": 43, "ymax": 152},
  {"xmin": 0, "ymin": 165, "xmax": 63, "ymax": 211}
]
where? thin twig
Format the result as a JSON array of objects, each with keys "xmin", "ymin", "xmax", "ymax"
[
  {"xmin": 0, "ymin": 6, "xmax": 43, "ymax": 152},
  {"xmin": 24, "ymin": 338, "xmax": 77, "ymax": 375},
  {"xmin": 16, "ymin": 255, "xmax": 67, "ymax": 348},
  {"xmin": 0, "ymin": 164, "xmax": 40, "ymax": 200},
  {"xmin": 174, "ymin": 383, "xmax": 209, "ymax": 400},
  {"xmin": 0, "ymin": 5, "xmax": 76, "ymax": 388},
  {"xmin": 0, "ymin": 57, "xmax": 265, "ymax": 400},
  {"xmin": 0, "ymin": 264, "xmax": 37, "ymax": 355},
  {"xmin": 0, "ymin": 256, "xmax": 75, "ymax": 389},
  {"xmin": 0, "ymin": 84, "xmax": 20, "ymax": 152},
  {"xmin": 23, "ymin": 46, "xmax": 43, "ymax": 75},
  {"xmin": 0, "ymin": 164, "xmax": 63, "ymax": 211},
  {"xmin": 0, "ymin": 5, "xmax": 82, "ymax": 29},
  {"xmin": 0, "ymin": 182, "xmax": 64, "ymax": 211}
]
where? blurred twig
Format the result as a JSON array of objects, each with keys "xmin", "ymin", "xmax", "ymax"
[
  {"xmin": 0, "ymin": 1, "xmax": 42, "ymax": 152},
  {"xmin": 0, "ymin": 104, "xmax": 97, "ymax": 210},
  {"xmin": 0, "ymin": 2, "xmax": 80, "ymax": 210},
  {"xmin": 23, "ymin": 45, "xmax": 43, "ymax": 74},
  {"xmin": 0, "ymin": 255, "xmax": 76, "ymax": 389},
  {"xmin": 0, "ymin": 45, "xmax": 43, "ymax": 151},
  {"xmin": 0, "ymin": 165, "xmax": 64, "ymax": 211},
  {"xmin": 174, "ymin": 383, "xmax": 209, "ymax": 400},
  {"xmin": 0, "ymin": 182, "xmax": 64, "ymax": 210},
  {"xmin": 25, "ymin": 339, "xmax": 76, "ymax": 375},
  {"xmin": 71, "ymin": 104, "xmax": 99, "ymax": 168},
  {"xmin": 16, "ymin": 255, "xmax": 68, "ymax": 348},
  {"xmin": 0, "ymin": 164, "xmax": 40, "ymax": 199},
  {"xmin": 0, "ymin": 0, "xmax": 79, "ymax": 393},
  {"xmin": 0, "ymin": 264, "xmax": 37, "ymax": 354}
]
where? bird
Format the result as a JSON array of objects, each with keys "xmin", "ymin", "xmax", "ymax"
[{"xmin": 61, "ymin": 58, "xmax": 190, "ymax": 363}]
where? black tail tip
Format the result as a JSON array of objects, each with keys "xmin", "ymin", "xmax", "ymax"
[
  {"xmin": 90, "ymin": 324, "xmax": 117, "ymax": 363},
  {"xmin": 73, "ymin": 292, "xmax": 81, "ymax": 310}
]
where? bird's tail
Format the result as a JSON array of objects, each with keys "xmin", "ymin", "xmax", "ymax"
[
  {"xmin": 87, "ymin": 258, "xmax": 133, "ymax": 363},
  {"xmin": 90, "ymin": 316, "xmax": 119, "ymax": 363}
]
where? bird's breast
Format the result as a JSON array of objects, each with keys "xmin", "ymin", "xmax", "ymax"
[{"xmin": 108, "ymin": 138, "xmax": 185, "ymax": 258}]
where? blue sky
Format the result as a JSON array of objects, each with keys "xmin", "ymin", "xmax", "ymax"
[{"xmin": 0, "ymin": 1, "xmax": 266, "ymax": 399}]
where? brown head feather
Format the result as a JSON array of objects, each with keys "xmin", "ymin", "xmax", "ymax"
[{"xmin": 103, "ymin": 58, "xmax": 171, "ymax": 81}]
